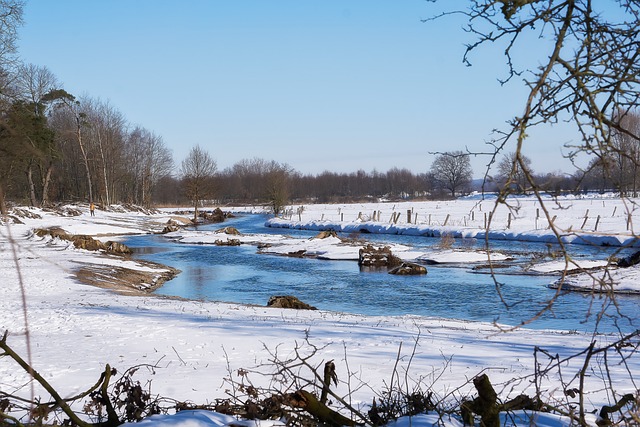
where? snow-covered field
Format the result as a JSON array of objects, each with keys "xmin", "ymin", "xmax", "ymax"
[{"xmin": 1, "ymin": 196, "xmax": 639, "ymax": 426}]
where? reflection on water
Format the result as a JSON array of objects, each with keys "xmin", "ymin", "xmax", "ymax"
[{"xmin": 124, "ymin": 214, "xmax": 639, "ymax": 334}]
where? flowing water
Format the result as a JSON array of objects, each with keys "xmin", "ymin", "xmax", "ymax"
[{"xmin": 125, "ymin": 214, "xmax": 639, "ymax": 334}]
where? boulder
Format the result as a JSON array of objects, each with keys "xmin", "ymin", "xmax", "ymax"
[
  {"xmin": 358, "ymin": 244, "xmax": 402, "ymax": 268},
  {"xmin": 35, "ymin": 227, "xmax": 70, "ymax": 240},
  {"xmin": 72, "ymin": 235, "xmax": 106, "ymax": 251},
  {"xmin": 106, "ymin": 241, "xmax": 133, "ymax": 254},
  {"xmin": 162, "ymin": 224, "xmax": 180, "ymax": 233},
  {"xmin": 267, "ymin": 295, "xmax": 317, "ymax": 310},
  {"xmin": 388, "ymin": 262, "xmax": 428, "ymax": 275},
  {"xmin": 215, "ymin": 226, "xmax": 241, "ymax": 235},
  {"xmin": 200, "ymin": 207, "xmax": 226, "ymax": 223}
]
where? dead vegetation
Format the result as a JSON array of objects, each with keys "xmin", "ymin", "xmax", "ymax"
[{"xmin": 1, "ymin": 331, "xmax": 638, "ymax": 427}]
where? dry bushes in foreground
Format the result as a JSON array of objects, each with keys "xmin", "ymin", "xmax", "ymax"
[{"xmin": 1, "ymin": 330, "xmax": 638, "ymax": 427}]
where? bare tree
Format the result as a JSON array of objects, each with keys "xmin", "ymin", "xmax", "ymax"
[
  {"xmin": 81, "ymin": 97, "xmax": 127, "ymax": 206},
  {"xmin": 181, "ymin": 145, "xmax": 217, "ymax": 221},
  {"xmin": 43, "ymin": 90, "xmax": 94, "ymax": 204},
  {"xmin": 265, "ymin": 161, "xmax": 292, "ymax": 216},
  {"xmin": 429, "ymin": 151, "xmax": 473, "ymax": 197},
  {"xmin": 128, "ymin": 127, "xmax": 173, "ymax": 207},
  {"xmin": 14, "ymin": 64, "xmax": 58, "ymax": 110},
  {"xmin": 496, "ymin": 151, "xmax": 533, "ymax": 193}
]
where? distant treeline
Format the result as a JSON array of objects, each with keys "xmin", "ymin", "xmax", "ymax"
[{"xmin": 151, "ymin": 162, "xmax": 593, "ymax": 208}]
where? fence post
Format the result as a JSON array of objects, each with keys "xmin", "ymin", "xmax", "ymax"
[
  {"xmin": 407, "ymin": 209, "xmax": 412, "ymax": 224},
  {"xmin": 580, "ymin": 212, "xmax": 589, "ymax": 230},
  {"xmin": 594, "ymin": 215, "xmax": 601, "ymax": 231}
]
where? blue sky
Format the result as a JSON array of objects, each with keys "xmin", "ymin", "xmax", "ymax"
[{"xmin": 17, "ymin": 1, "xmax": 577, "ymax": 177}]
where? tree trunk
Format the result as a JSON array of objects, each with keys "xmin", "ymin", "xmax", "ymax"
[
  {"xmin": 27, "ymin": 162, "xmax": 38, "ymax": 207},
  {"xmin": 461, "ymin": 374, "xmax": 500, "ymax": 427},
  {"xmin": 288, "ymin": 390, "xmax": 355, "ymax": 427},
  {"xmin": 40, "ymin": 162, "xmax": 53, "ymax": 206},
  {"xmin": 0, "ymin": 184, "xmax": 6, "ymax": 215},
  {"xmin": 95, "ymin": 129, "xmax": 110, "ymax": 206},
  {"xmin": 76, "ymin": 120, "xmax": 94, "ymax": 203}
]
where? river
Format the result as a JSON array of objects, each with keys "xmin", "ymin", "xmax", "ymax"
[{"xmin": 125, "ymin": 213, "xmax": 639, "ymax": 334}]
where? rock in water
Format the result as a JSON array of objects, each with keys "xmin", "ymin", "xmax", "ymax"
[
  {"xmin": 388, "ymin": 262, "xmax": 428, "ymax": 275},
  {"xmin": 267, "ymin": 295, "xmax": 317, "ymax": 310}
]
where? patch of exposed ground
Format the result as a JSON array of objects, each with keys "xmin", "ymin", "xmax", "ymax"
[{"xmin": 75, "ymin": 258, "xmax": 180, "ymax": 296}]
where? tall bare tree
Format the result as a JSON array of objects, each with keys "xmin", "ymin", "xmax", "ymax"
[
  {"xmin": 43, "ymin": 90, "xmax": 94, "ymax": 204},
  {"xmin": 430, "ymin": 151, "xmax": 473, "ymax": 197},
  {"xmin": 496, "ymin": 151, "xmax": 533, "ymax": 193},
  {"xmin": 81, "ymin": 97, "xmax": 128, "ymax": 205},
  {"xmin": 181, "ymin": 145, "xmax": 216, "ymax": 221},
  {"xmin": 264, "ymin": 161, "xmax": 292, "ymax": 216},
  {"xmin": 126, "ymin": 126, "xmax": 173, "ymax": 207}
]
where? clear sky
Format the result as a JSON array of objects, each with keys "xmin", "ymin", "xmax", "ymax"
[{"xmin": 17, "ymin": 1, "xmax": 578, "ymax": 177}]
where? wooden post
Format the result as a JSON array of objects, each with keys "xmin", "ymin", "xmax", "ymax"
[
  {"xmin": 594, "ymin": 215, "xmax": 601, "ymax": 231},
  {"xmin": 414, "ymin": 212, "xmax": 418, "ymax": 224},
  {"xmin": 580, "ymin": 213, "xmax": 589, "ymax": 230},
  {"xmin": 471, "ymin": 211, "xmax": 475, "ymax": 221},
  {"xmin": 407, "ymin": 209, "xmax": 412, "ymax": 224},
  {"xmin": 428, "ymin": 214, "xmax": 432, "ymax": 226},
  {"xmin": 443, "ymin": 214, "xmax": 450, "ymax": 226},
  {"xmin": 507, "ymin": 213, "xmax": 512, "ymax": 229},
  {"xmin": 536, "ymin": 208, "xmax": 539, "ymax": 219},
  {"xmin": 484, "ymin": 212, "xmax": 487, "ymax": 229},
  {"xmin": 612, "ymin": 206, "xmax": 617, "ymax": 217},
  {"xmin": 341, "ymin": 213, "xmax": 343, "ymax": 222},
  {"xmin": 627, "ymin": 214, "xmax": 632, "ymax": 231}
]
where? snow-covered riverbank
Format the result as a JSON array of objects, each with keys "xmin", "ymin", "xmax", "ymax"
[{"xmin": 1, "ymin": 200, "xmax": 639, "ymax": 426}]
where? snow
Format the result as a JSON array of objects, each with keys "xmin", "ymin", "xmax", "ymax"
[
  {"xmin": 2, "ymin": 198, "xmax": 639, "ymax": 426},
  {"xmin": 261, "ymin": 195, "xmax": 640, "ymax": 248}
]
